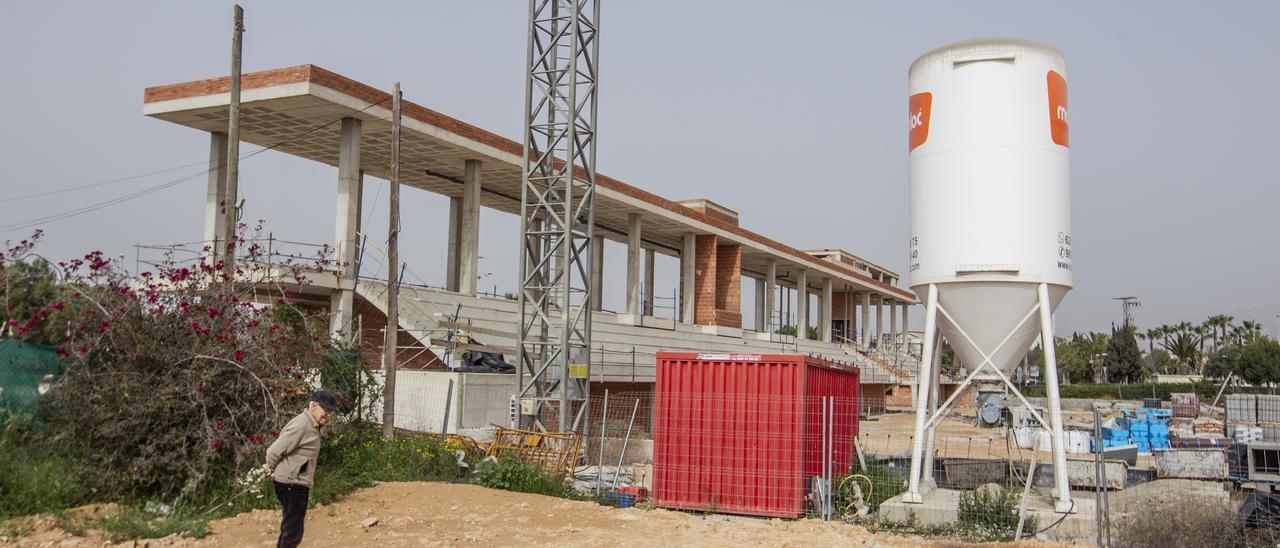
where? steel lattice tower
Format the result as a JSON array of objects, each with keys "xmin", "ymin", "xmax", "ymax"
[{"xmin": 517, "ymin": 0, "xmax": 600, "ymax": 433}]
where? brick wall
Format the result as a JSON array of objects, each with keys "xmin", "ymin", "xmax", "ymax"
[
  {"xmin": 352, "ymin": 295, "xmax": 443, "ymax": 370},
  {"xmin": 693, "ymin": 235, "xmax": 718, "ymax": 326},
  {"xmin": 714, "ymin": 243, "xmax": 742, "ymax": 328}
]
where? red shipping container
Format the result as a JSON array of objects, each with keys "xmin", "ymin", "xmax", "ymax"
[{"xmin": 653, "ymin": 352, "xmax": 860, "ymax": 518}]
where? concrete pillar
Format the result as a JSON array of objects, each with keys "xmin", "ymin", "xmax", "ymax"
[
  {"xmin": 876, "ymin": 295, "xmax": 885, "ymax": 348},
  {"xmin": 821, "ymin": 278, "xmax": 833, "ymax": 343},
  {"xmin": 754, "ymin": 277, "xmax": 765, "ymax": 330},
  {"xmin": 861, "ymin": 292, "xmax": 872, "ymax": 346},
  {"xmin": 590, "ymin": 235, "xmax": 604, "ymax": 311},
  {"xmin": 445, "ymin": 197, "xmax": 462, "ymax": 292},
  {"xmin": 680, "ymin": 233, "xmax": 696, "ymax": 324},
  {"xmin": 764, "ymin": 259, "xmax": 777, "ymax": 335},
  {"xmin": 796, "ymin": 269, "xmax": 808, "ymax": 339},
  {"xmin": 624, "ymin": 214, "xmax": 642, "ymax": 322},
  {"xmin": 643, "ymin": 248, "xmax": 655, "ymax": 316},
  {"xmin": 903, "ymin": 302, "xmax": 911, "ymax": 353},
  {"xmin": 890, "ymin": 300, "xmax": 899, "ymax": 353},
  {"xmin": 203, "ymin": 132, "xmax": 229, "ymax": 248},
  {"xmin": 457, "ymin": 160, "xmax": 482, "ymax": 296},
  {"xmin": 330, "ymin": 118, "xmax": 362, "ymax": 343}
]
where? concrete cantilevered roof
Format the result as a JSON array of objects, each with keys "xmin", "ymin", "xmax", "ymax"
[{"xmin": 143, "ymin": 64, "xmax": 915, "ymax": 303}]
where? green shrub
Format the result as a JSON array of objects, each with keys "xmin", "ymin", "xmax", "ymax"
[
  {"xmin": 956, "ymin": 485, "xmax": 1031, "ymax": 541},
  {"xmin": 0, "ymin": 418, "xmax": 91, "ymax": 520},
  {"xmin": 840, "ymin": 460, "xmax": 905, "ymax": 514},
  {"xmin": 470, "ymin": 455, "xmax": 581, "ymax": 499},
  {"xmin": 1020, "ymin": 381, "xmax": 1275, "ymax": 401}
]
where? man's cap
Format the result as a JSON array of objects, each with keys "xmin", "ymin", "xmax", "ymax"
[{"xmin": 310, "ymin": 390, "xmax": 338, "ymax": 412}]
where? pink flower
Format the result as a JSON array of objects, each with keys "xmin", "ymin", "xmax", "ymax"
[
  {"xmin": 212, "ymin": 439, "xmax": 224, "ymax": 450},
  {"xmin": 234, "ymin": 350, "xmax": 244, "ymax": 361},
  {"xmin": 52, "ymin": 301, "xmax": 65, "ymax": 310},
  {"xmin": 207, "ymin": 307, "xmax": 220, "ymax": 318}
]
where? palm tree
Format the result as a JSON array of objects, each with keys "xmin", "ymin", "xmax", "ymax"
[
  {"xmin": 1243, "ymin": 320, "xmax": 1264, "ymax": 342},
  {"xmin": 1143, "ymin": 327, "xmax": 1161, "ymax": 356},
  {"xmin": 1168, "ymin": 330, "xmax": 1202, "ymax": 374}
]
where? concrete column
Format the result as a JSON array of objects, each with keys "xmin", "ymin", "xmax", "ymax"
[
  {"xmin": 643, "ymin": 248, "xmax": 655, "ymax": 316},
  {"xmin": 821, "ymin": 278, "xmax": 833, "ymax": 343},
  {"xmin": 754, "ymin": 277, "xmax": 765, "ymax": 330},
  {"xmin": 623, "ymin": 214, "xmax": 642, "ymax": 322},
  {"xmin": 796, "ymin": 269, "xmax": 808, "ymax": 340},
  {"xmin": 861, "ymin": 292, "xmax": 872, "ymax": 346},
  {"xmin": 445, "ymin": 197, "xmax": 462, "ymax": 292},
  {"xmin": 764, "ymin": 259, "xmax": 777, "ymax": 335},
  {"xmin": 876, "ymin": 295, "xmax": 885, "ymax": 348},
  {"xmin": 203, "ymin": 132, "xmax": 229, "ymax": 248},
  {"xmin": 902, "ymin": 303, "xmax": 911, "ymax": 353},
  {"xmin": 330, "ymin": 118, "xmax": 362, "ymax": 343},
  {"xmin": 680, "ymin": 233, "xmax": 695, "ymax": 324},
  {"xmin": 457, "ymin": 160, "xmax": 482, "ymax": 296},
  {"xmin": 590, "ymin": 235, "xmax": 604, "ymax": 311},
  {"xmin": 890, "ymin": 300, "xmax": 899, "ymax": 353}
]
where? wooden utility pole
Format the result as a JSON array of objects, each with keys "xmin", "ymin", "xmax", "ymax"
[
  {"xmin": 381, "ymin": 82, "xmax": 402, "ymax": 440},
  {"xmin": 221, "ymin": 4, "xmax": 244, "ymax": 277}
]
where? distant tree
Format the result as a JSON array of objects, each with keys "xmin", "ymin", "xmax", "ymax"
[
  {"xmin": 1103, "ymin": 324, "xmax": 1147, "ymax": 383},
  {"xmin": 1236, "ymin": 338, "xmax": 1280, "ymax": 386},
  {"xmin": 1145, "ymin": 348, "xmax": 1176, "ymax": 375},
  {"xmin": 1167, "ymin": 330, "xmax": 1202, "ymax": 374},
  {"xmin": 1058, "ymin": 336, "xmax": 1094, "ymax": 384},
  {"xmin": 1205, "ymin": 344, "xmax": 1242, "ymax": 381}
]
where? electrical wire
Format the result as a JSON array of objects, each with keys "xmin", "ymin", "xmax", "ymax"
[
  {"xmin": 0, "ymin": 96, "xmax": 390, "ymax": 235},
  {"xmin": 0, "ymin": 100, "xmax": 375, "ymax": 204}
]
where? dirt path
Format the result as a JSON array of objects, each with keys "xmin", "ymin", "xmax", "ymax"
[{"xmin": 7, "ymin": 482, "xmax": 1080, "ymax": 547}]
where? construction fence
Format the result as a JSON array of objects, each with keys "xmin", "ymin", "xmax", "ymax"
[{"xmin": 370, "ymin": 380, "xmax": 1280, "ymax": 544}]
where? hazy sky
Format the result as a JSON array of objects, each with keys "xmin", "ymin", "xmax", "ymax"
[{"xmin": 2, "ymin": 1, "xmax": 1277, "ymax": 337}]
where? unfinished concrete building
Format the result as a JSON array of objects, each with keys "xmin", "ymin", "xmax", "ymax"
[{"xmin": 142, "ymin": 64, "xmax": 923, "ymax": 430}]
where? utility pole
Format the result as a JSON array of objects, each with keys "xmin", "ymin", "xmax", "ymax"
[
  {"xmin": 221, "ymin": 4, "xmax": 244, "ymax": 277},
  {"xmin": 382, "ymin": 83, "xmax": 402, "ymax": 440},
  {"xmin": 1113, "ymin": 296, "xmax": 1140, "ymax": 328}
]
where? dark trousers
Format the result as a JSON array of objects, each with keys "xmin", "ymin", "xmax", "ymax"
[{"xmin": 273, "ymin": 481, "xmax": 309, "ymax": 548}]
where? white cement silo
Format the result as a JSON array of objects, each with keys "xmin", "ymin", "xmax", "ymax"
[{"xmin": 904, "ymin": 38, "xmax": 1075, "ymax": 512}]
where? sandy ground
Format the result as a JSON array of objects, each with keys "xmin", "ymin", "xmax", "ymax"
[
  {"xmin": 859, "ymin": 412, "xmax": 1158, "ymax": 468},
  {"xmin": 4, "ymin": 482, "xmax": 1081, "ymax": 547}
]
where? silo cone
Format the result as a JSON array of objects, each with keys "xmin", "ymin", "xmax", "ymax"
[{"xmin": 904, "ymin": 38, "xmax": 1076, "ymax": 514}]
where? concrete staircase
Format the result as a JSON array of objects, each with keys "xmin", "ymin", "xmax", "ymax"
[{"xmin": 354, "ymin": 280, "xmax": 913, "ymax": 385}]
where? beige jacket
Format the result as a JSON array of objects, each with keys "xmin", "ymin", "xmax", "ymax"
[{"xmin": 265, "ymin": 410, "xmax": 322, "ymax": 488}]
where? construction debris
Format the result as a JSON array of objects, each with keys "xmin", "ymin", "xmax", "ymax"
[{"xmin": 485, "ymin": 425, "xmax": 582, "ymax": 478}]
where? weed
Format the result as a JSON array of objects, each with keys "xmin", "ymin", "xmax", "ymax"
[
  {"xmin": 96, "ymin": 507, "xmax": 209, "ymax": 542},
  {"xmin": 955, "ymin": 485, "xmax": 1032, "ymax": 541},
  {"xmin": 0, "ymin": 417, "xmax": 92, "ymax": 520},
  {"xmin": 838, "ymin": 460, "xmax": 906, "ymax": 514},
  {"xmin": 470, "ymin": 455, "xmax": 581, "ymax": 500}
]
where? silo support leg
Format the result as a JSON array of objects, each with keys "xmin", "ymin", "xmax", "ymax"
[
  {"xmin": 1038, "ymin": 283, "xmax": 1074, "ymax": 513},
  {"xmin": 903, "ymin": 284, "xmax": 939, "ymax": 504}
]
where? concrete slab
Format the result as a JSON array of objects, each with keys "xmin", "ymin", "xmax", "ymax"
[
  {"xmin": 1156, "ymin": 448, "xmax": 1227, "ymax": 479},
  {"xmin": 879, "ymin": 488, "xmax": 1097, "ymax": 542}
]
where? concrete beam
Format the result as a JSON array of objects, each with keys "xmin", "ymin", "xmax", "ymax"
[
  {"xmin": 203, "ymin": 132, "xmax": 228, "ymax": 248},
  {"xmin": 680, "ymin": 233, "xmax": 695, "ymax": 324},
  {"xmin": 796, "ymin": 269, "xmax": 808, "ymax": 339},
  {"xmin": 590, "ymin": 234, "xmax": 604, "ymax": 311},
  {"xmin": 821, "ymin": 278, "xmax": 833, "ymax": 343},
  {"xmin": 331, "ymin": 118, "xmax": 362, "ymax": 343},
  {"xmin": 457, "ymin": 160, "xmax": 482, "ymax": 296}
]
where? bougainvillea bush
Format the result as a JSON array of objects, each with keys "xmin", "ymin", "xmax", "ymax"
[{"xmin": 1, "ymin": 227, "xmax": 370, "ymax": 503}]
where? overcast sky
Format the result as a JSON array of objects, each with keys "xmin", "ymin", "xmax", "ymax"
[{"xmin": 2, "ymin": 1, "xmax": 1277, "ymax": 337}]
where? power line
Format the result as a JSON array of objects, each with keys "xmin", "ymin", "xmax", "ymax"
[
  {"xmin": 0, "ymin": 100, "xmax": 376, "ymax": 205},
  {"xmin": 0, "ymin": 97, "xmax": 390, "ymax": 235}
]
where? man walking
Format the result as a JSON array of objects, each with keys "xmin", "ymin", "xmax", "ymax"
[{"xmin": 265, "ymin": 390, "xmax": 337, "ymax": 548}]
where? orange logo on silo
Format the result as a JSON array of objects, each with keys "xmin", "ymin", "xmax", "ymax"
[
  {"xmin": 1047, "ymin": 71, "xmax": 1068, "ymax": 147},
  {"xmin": 909, "ymin": 92, "xmax": 932, "ymax": 151}
]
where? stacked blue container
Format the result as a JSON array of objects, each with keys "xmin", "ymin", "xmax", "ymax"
[{"xmin": 1131, "ymin": 419, "xmax": 1151, "ymax": 453}]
